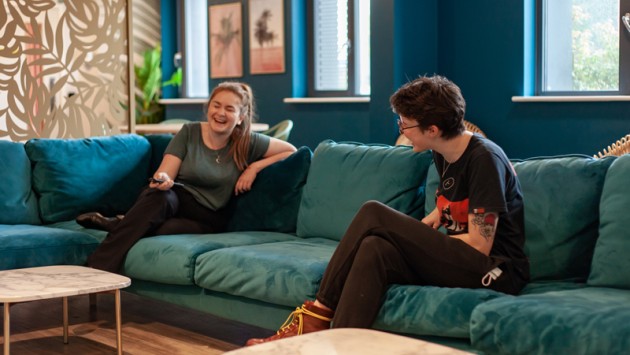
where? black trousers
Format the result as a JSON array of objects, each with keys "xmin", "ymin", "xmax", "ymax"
[
  {"xmin": 315, "ymin": 200, "xmax": 525, "ymax": 328},
  {"xmin": 87, "ymin": 186, "xmax": 228, "ymax": 273}
]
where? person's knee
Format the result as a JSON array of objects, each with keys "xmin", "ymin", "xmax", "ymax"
[
  {"xmin": 358, "ymin": 200, "xmax": 387, "ymax": 218},
  {"xmin": 141, "ymin": 188, "xmax": 179, "ymax": 210}
]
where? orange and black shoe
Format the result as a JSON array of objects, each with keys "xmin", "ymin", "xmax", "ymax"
[{"xmin": 245, "ymin": 300, "xmax": 333, "ymax": 346}]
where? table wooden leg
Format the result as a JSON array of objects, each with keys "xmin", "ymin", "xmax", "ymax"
[
  {"xmin": 4, "ymin": 302, "xmax": 10, "ymax": 355},
  {"xmin": 115, "ymin": 289, "xmax": 122, "ymax": 355},
  {"xmin": 63, "ymin": 297, "xmax": 69, "ymax": 344}
]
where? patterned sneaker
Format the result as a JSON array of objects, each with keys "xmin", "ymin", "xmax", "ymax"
[{"xmin": 245, "ymin": 300, "xmax": 333, "ymax": 346}]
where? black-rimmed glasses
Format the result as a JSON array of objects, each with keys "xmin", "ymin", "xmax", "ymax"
[{"xmin": 397, "ymin": 118, "xmax": 421, "ymax": 134}]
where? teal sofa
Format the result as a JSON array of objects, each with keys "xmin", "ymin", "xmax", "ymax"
[{"xmin": 1, "ymin": 134, "xmax": 629, "ymax": 354}]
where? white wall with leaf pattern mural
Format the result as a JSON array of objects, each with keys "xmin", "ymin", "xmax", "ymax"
[{"xmin": 0, "ymin": 0, "xmax": 133, "ymax": 141}]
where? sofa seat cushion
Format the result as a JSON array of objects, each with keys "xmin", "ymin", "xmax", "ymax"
[
  {"xmin": 374, "ymin": 284, "xmax": 507, "ymax": 338},
  {"xmin": 0, "ymin": 141, "xmax": 41, "ymax": 225},
  {"xmin": 512, "ymin": 155, "xmax": 615, "ymax": 282},
  {"xmin": 122, "ymin": 231, "xmax": 298, "ymax": 285},
  {"xmin": 519, "ymin": 281, "xmax": 588, "ymax": 295},
  {"xmin": 194, "ymin": 238, "xmax": 338, "ymax": 306},
  {"xmin": 297, "ymin": 141, "xmax": 433, "ymax": 240},
  {"xmin": 25, "ymin": 134, "xmax": 151, "ymax": 223},
  {"xmin": 0, "ymin": 224, "xmax": 100, "ymax": 270},
  {"xmin": 470, "ymin": 287, "xmax": 630, "ymax": 355},
  {"xmin": 589, "ymin": 154, "xmax": 630, "ymax": 289}
]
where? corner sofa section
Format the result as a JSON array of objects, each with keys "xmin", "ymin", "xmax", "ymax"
[{"xmin": 2, "ymin": 134, "xmax": 630, "ymax": 354}]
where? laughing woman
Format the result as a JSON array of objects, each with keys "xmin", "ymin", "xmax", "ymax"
[{"xmin": 80, "ymin": 82, "xmax": 296, "ymax": 273}]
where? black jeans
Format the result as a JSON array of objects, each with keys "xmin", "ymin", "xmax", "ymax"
[
  {"xmin": 87, "ymin": 186, "xmax": 228, "ymax": 273},
  {"xmin": 315, "ymin": 200, "xmax": 524, "ymax": 328}
]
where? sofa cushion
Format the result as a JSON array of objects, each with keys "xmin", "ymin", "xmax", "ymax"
[
  {"xmin": 122, "ymin": 231, "xmax": 298, "ymax": 285},
  {"xmin": 226, "ymin": 147, "xmax": 312, "ymax": 233},
  {"xmin": 0, "ymin": 224, "xmax": 100, "ymax": 270},
  {"xmin": 0, "ymin": 141, "xmax": 41, "ymax": 225},
  {"xmin": 24, "ymin": 134, "xmax": 151, "ymax": 223},
  {"xmin": 374, "ymin": 284, "xmax": 506, "ymax": 338},
  {"xmin": 194, "ymin": 238, "xmax": 338, "ymax": 306},
  {"xmin": 512, "ymin": 155, "xmax": 615, "ymax": 282},
  {"xmin": 144, "ymin": 133, "xmax": 174, "ymax": 175},
  {"xmin": 470, "ymin": 287, "xmax": 630, "ymax": 355},
  {"xmin": 589, "ymin": 154, "xmax": 630, "ymax": 289},
  {"xmin": 297, "ymin": 141, "xmax": 433, "ymax": 240}
]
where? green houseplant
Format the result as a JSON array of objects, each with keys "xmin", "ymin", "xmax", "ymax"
[
  {"xmin": 134, "ymin": 45, "xmax": 183, "ymax": 124},
  {"xmin": 135, "ymin": 45, "xmax": 164, "ymax": 124}
]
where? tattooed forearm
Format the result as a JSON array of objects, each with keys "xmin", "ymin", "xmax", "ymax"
[{"xmin": 472, "ymin": 212, "xmax": 498, "ymax": 241}]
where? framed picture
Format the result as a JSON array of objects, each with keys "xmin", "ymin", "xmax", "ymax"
[
  {"xmin": 208, "ymin": 2, "xmax": 243, "ymax": 78},
  {"xmin": 248, "ymin": 0, "xmax": 285, "ymax": 74}
]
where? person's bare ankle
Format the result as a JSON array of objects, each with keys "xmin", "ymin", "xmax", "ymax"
[{"xmin": 313, "ymin": 299, "xmax": 333, "ymax": 312}]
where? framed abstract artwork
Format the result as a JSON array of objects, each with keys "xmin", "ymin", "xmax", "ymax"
[
  {"xmin": 248, "ymin": 0, "xmax": 285, "ymax": 74},
  {"xmin": 208, "ymin": 2, "xmax": 243, "ymax": 78}
]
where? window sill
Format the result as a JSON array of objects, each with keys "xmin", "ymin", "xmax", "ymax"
[
  {"xmin": 512, "ymin": 95, "xmax": 630, "ymax": 102},
  {"xmin": 283, "ymin": 97, "xmax": 370, "ymax": 104},
  {"xmin": 158, "ymin": 98, "xmax": 208, "ymax": 105}
]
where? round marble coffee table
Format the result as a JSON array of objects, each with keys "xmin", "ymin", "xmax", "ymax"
[
  {"xmin": 0, "ymin": 265, "xmax": 131, "ymax": 355},
  {"xmin": 228, "ymin": 328, "xmax": 473, "ymax": 354}
]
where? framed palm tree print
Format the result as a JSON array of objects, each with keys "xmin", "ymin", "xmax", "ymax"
[{"xmin": 248, "ymin": 0, "xmax": 285, "ymax": 74}]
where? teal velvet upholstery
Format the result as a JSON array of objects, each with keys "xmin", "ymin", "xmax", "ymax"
[
  {"xmin": 423, "ymin": 161, "xmax": 439, "ymax": 216},
  {"xmin": 470, "ymin": 287, "xmax": 630, "ymax": 355},
  {"xmin": 144, "ymin": 134, "xmax": 174, "ymax": 175},
  {"xmin": 122, "ymin": 231, "xmax": 298, "ymax": 285},
  {"xmin": 512, "ymin": 155, "xmax": 616, "ymax": 281},
  {"xmin": 0, "ymin": 141, "xmax": 41, "ymax": 225},
  {"xmin": 0, "ymin": 224, "xmax": 100, "ymax": 270},
  {"xmin": 126, "ymin": 279, "xmax": 294, "ymax": 331},
  {"xmin": 297, "ymin": 141, "xmax": 433, "ymax": 240},
  {"xmin": 194, "ymin": 238, "xmax": 338, "ymax": 306},
  {"xmin": 374, "ymin": 284, "xmax": 507, "ymax": 338},
  {"xmin": 24, "ymin": 134, "xmax": 151, "ymax": 223},
  {"xmin": 226, "ymin": 147, "xmax": 312, "ymax": 232},
  {"xmin": 589, "ymin": 154, "xmax": 630, "ymax": 289}
]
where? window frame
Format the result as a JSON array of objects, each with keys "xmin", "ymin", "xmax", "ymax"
[
  {"xmin": 535, "ymin": 0, "xmax": 630, "ymax": 96},
  {"xmin": 306, "ymin": 0, "xmax": 359, "ymax": 97}
]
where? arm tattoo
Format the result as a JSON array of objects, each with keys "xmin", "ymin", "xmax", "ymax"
[{"xmin": 472, "ymin": 212, "xmax": 498, "ymax": 241}]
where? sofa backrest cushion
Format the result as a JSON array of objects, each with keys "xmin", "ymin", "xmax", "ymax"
[
  {"xmin": 144, "ymin": 133, "xmax": 174, "ymax": 175},
  {"xmin": 296, "ymin": 140, "xmax": 433, "ymax": 240},
  {"xmin": 424, "ymin": 162, "xmax": 439, "ymax": 216},
  {"xmin": 512, "ymin": 155, "xmax": 615, "ymax": 282},
  {"xmin": 588, "ymin": 154, "xmax": 630, "ymax": 289},
  {"xmin": 25, "ymin": 134, "xmax": 151, "ymax": 223},
  {"xmin": 226, "ymin": 146, "xmax": 312, "ymax": 232},
  {"xmin": 0, "ymin": 141, "xmax": 41, "ymax": 224}
]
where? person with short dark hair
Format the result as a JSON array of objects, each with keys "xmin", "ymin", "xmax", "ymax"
[{"xmin": 246, "ymin": 75, "xmax": 529, "ymax": 345}]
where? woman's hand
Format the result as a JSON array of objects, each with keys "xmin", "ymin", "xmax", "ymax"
[
  {"xmin": 150, "ymin": 172, "xmax": 175, "ymax": 191},
  {"xmin": 234, "ymin": 165, "xmax": 259, "ymax": 195},
  {"xmin": 421, "ymin": 208, "xmax": 441, "ymax": 229}
]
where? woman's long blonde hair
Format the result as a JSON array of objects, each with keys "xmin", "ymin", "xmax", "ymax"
[{"xmin": 206, "ymin": 82, "xmax": 255, "ymax": 171}]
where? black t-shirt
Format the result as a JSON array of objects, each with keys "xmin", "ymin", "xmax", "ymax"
[{"xmin": 433, "ymin": 134, "xmax": 529, "ymax": 280}]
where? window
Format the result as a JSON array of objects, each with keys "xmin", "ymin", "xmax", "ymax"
[
  {"xmin": 308, "ymin": 0, "xmax": 370, "ymax": 97},
  {"xmin": 537, "ymin": 0, "xmax": 629, "ymax": 95}
]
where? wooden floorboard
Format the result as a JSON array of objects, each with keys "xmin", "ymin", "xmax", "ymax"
[{"xmin": 1, "ymin": 292, "xmax": 275, "ymax": 354}]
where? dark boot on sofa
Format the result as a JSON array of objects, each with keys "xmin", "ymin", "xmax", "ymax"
[
  {"xmin": 246, "ymin": 300, "xmax": 333, "ymax": 346},
  {"xmin": 76, "ymin": 212, "xmax": 123, "ymax": 232}
]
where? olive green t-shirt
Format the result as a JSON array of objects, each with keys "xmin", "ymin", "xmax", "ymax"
[{"xmin": 164, "ymin": 122, "xmax": 270, "ymax": 210}]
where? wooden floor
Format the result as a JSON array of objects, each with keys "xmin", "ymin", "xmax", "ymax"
[{"xmin": 1, "ymin": 292, "xmax": 275, "ymax": 354}]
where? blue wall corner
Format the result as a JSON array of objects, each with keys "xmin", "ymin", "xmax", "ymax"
[
  {"xmin": 291, "ymin": 0, "xmax": 306, "ymax": 98},
  {"xmin": 161, "ymin": 0, "xmax": 178, "ymax": 99}
]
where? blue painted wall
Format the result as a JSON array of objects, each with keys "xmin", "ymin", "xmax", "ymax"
[{"xmin": 163, "ymin": 0, "xmax": 629, "ymax": 158}]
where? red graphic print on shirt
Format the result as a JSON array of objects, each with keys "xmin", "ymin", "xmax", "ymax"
[{"xmin": 436, "ymin": 195, "xmax": 469, "ymax": 234}]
